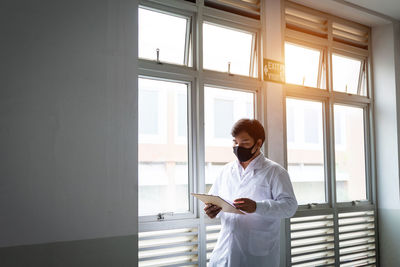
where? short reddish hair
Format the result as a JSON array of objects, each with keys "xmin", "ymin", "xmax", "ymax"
[{"xmin": 231, "ymin": 119, "xmax": 265, "ymax": 145}]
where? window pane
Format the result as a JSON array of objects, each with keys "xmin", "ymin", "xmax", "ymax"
[
  {"xmin": 138, "ymin": 78, "xmax": 189, "ymax": 216},
  {"xmin": 205, "ymin": 86, "xmax": 254, "ymax": 191},
  {"xmin": 285, "ymin": 43, "xmax": 321, "ymax": 88},
  {"xmin": 139, "ymin": 8, "xmax": 188, "ymax": 65},
  {"xmin": 286, "ymin": 99, "xmax": 325, "ymax": 204},
  {"xmin": 335, "ymin": 105, "xmax": 366, "ymax": 202},
  {"xmin": 214, "ymin": 99, "xmax": 234, "ymax": 138},
  {"xmin": 203, "ymin": 23, "xmax": 254, "ymax": 76},
  {"xmin": 139, "ymin": 90, "xmax": 158, "ymax": 135},
  {"xmin": 177, "ymin": 93, "xmax": 187, "ymax": 138},
  {"xmin": 332, "ymin": 54, "xmax": 363, "ymax": 95}
]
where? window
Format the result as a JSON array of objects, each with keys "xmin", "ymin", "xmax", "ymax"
[
  {"xmin": 285, "ymin": 2, "xmax": 375, "ymax": 265},
  {"xmin": 205, "ymin": 86, "xmax": 255, "ymax": 191},
  {"xmin": 138, "ymin": 77, "xmax": 189, "ymax": 217},
  {"xmin": 203, "ymin": 22, "xmax": 257, "ymax": 77},
  {"xmin": 285, "ymin": 42, "xmax": 325, "ymax": 89},
  {"xmin": 332, "ymin": 53, "xmax": 366, "ymax": 96},
  {"xmin": 334, "ymin": 105, "xmax": 367, "ymax": 202},
  {"xmin": 286, "ymin": 98, "xmax": 326, "ymax": 204},
  {"xmin": 139, "ymin": 7, "xmax": 191, "ymax": 65}
]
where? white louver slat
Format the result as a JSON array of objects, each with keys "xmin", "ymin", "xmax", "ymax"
[
  {"xmin": 285, "ymin": 1, "xmax": 370, "ymax": 51},
  {"xmin": 285, "ymin": 6, "xmax": 328, "ymax": 39},
  {"xmin": 338, "ymin": 211, "xmax": 377, "ymax": 267},
  {"xmin": 206, "ymin": 224, "xmax": 222, "ymax": 262},
  {"xmin": 290, "ymin": 214, "xmax": 336, "ymax": 267},
  {"xmin": 332, "ymin": 22, "xmax": 369, "ymax": 50},
  {"xmin": 139, "ymin": 227, "xmax": 199, "ymax": 267},
  {"xmin": 204, "ymin": 0, "xmax": 260, "ymax": 19}
]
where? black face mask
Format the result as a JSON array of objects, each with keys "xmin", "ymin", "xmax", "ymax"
[{"xmin": 233, "ymin": 143, "xmax": 257, "ymax": 162}]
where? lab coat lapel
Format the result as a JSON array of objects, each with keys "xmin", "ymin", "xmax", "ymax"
[{"xmin": 237, "ymin": 153, "xmax": 265, "ymax": 187}]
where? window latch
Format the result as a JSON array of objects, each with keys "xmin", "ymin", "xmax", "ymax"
[
  {"xmin": 352, "ymin": 200, "xmax": 360, "ymax": 206},
  {"xmin": 157, "ymin": 212, "xmax": 174, "ymax": 221},
  {"xmin": 307, "ymin": 203, "xmax": 318, "ymax": 209}
]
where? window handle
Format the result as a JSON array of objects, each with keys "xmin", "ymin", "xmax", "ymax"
[{"xmin": 157, "ymin": 212, "xmax": 174, "ymax": 221}]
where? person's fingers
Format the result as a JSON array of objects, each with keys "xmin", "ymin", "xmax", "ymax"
[
  {"xmin": 205, "ymin": 205, "xmax": 221, "ymax": 214},
  {"xmin": 204, "ymin": 204, "xmax": 215, "ymax": 211},
  {"xmin": 206, "ymin": 207, "xmax": 222, "ymax": 218}
]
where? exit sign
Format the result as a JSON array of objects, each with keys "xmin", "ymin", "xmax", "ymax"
[{"xmin": 263, "ymin": 58, "xmax": 285, "ymax": 84}]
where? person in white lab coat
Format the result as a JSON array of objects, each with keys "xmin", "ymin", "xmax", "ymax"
[{"xmin": 205, "ymin": 119, "xmax": 297, "ymax": 267}]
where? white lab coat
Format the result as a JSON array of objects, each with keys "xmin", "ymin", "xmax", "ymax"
[{"xmin": 208, "ymin": 153, "xmax": 297, "ymax": 267}]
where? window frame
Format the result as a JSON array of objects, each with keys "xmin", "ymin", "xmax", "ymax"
[
  {"xmin": 138, "ymin": 3, "xmax": 195, "ymax": 67},
  {"xmin": 202, "ymin": 17, "xmax": 259, "ymax": 77},
  {"xmin": 330, "ymin": 49, "xmax": 368, "ymax": 97},
  {"xmin": 284, "ymin": 39, "xmax": 328, "ymax": 90},
  {"xmin": 137, "ymin": 73, "xmax": 196, "ymax": 223},
  {"xmin": 284, "ymin": 1, "xmax": 374, "ymax": 213},
  {"xmin": 331, "ymin": 101, "xmax": 372, "ymax": 208}
]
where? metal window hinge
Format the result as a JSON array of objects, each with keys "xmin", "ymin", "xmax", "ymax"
[{"xmin": 157, "ymin": 212, "xmax": 174, "ymax": 221}]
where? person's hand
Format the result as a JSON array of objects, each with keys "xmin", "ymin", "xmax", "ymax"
[
  {"xmin": 204, "ymin": 203, "xmax": 222, "ymax": 219},
  {"xmin": 233, "ymin": 198, "xmax": 256, "ymax": 213}
]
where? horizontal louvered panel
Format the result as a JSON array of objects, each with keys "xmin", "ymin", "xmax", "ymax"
[
  {"xmin": 290, "ymin": 214, "xmax": 335, "ymax": 266},
  {"xmin": 332, "ymin": 22, "xmax": 369, "ymax": 50},
  {"xmin": 339, "ymin": 211, "xmax": 376, "ymax": 267},
  {"xmin": 206, "ymin": 224, "xmax": 221, "ymax": 261},
  {"xmin": 205, "ymin": 0, "xmax": 260, "ymax": 19},
  {"xmin": 285, "ymin": 6, "xmax": 328, "ymax": 39},
  {"xmin": 139, "ymin": 228, "xmax": 198, "ymax": 267}
]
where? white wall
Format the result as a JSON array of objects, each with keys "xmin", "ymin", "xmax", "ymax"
[
  {"xmin": 373, "ymin": 24, "xmax": 400, "ymax": 209},
  {"xmin": 0, "ymin": 0, "xmax": 138, "ymax": 249},
  {"xmin": 372, "ymin": 22, "xmax": 400, "ymax": 266}
]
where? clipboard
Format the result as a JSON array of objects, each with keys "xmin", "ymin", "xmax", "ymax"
[{"xmin": 191, "ymin": 193, "xmax": 245, "ymax": 215}]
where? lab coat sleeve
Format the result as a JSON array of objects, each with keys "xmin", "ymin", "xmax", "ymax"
[{"xmin": 254, "ymin": 169, "xmax": 298, "ymax": 218}]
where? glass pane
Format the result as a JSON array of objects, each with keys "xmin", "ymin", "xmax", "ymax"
[
  {"xmin": 285, "ymin": 43, "xmax": 321, "ymax": 88},
  {"xmin": 203, "ymin": 22, "xmax": 254, "ymax": 76},
  {"xmin": 332, "ymin": 54, "xmax": 363, "ymax": 95},
  {"xmin": 286, "ymin": 98, "xmax": 325, "ymax": 204},
  {"xmin": 205, "ymin": 86, "xmax": 254, "ymax": 192},
  {"xmin": 335, "ymin": 105, "xmax": 366, "ymax": 202},
  {"xmin": 139, "ymin": 8, "xmax": 188, "ymax": 65},
  {"xmin": 138, "ymin": 78, "xmax": 189, "ymax": 216}
]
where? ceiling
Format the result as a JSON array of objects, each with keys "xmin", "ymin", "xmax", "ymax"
[
  {"xmin": 345, "ymin": 0, "xmax": 400, "ymax": 21},
  {"xmin": 290, "ymin": 0, "xmax": 398, "ymax": 26}
]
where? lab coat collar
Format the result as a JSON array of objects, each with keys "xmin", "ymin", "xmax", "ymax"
[{"xmin": 234, "ymin": 151, "xmax": 266, "ymax": 175}]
